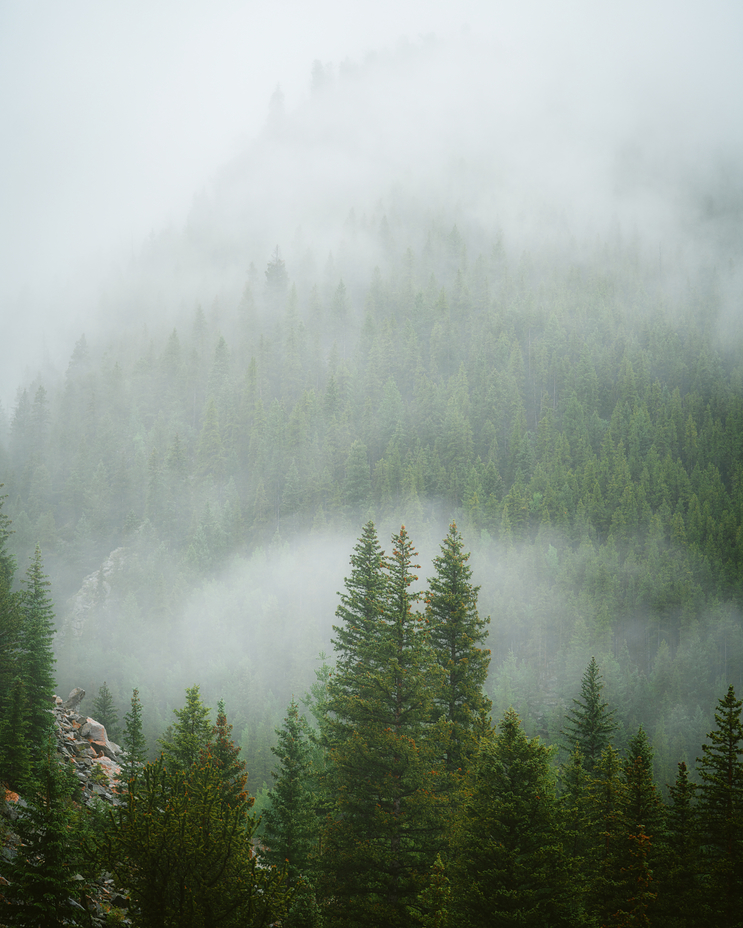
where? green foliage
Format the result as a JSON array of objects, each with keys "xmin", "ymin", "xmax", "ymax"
[
  {"xmin": 425, "ymin": 521, "xmax": 491, "ymax": 777},
  {"xmin": 563, "ymin": 657, "xmax": 618, "ymax": 772},
  {"xmin": 450, "ymin": 708, "xmax": 577, "ymax": 927},
  {"xmin": 105, "ymin": 748, "xmax": 287, "ymax": 928},
  {"xmin": 159, "ymin": 684, "xmax": 212, "ymax": 771},
  {"xmin": 0, "ymin": 736, "xmax": 88, "ymax": 927},
  {"xmin": 320, "ymin": 524, "xmax": 445, "ymax": 927},
  {"xmin": 121, "ymin": 687, "xmax": 147, "ymax": 783},
  {"xmin": 696, "ymin": 685, "xmax": 743, "ymax": 923},
  {"xmin": 92, "ymin": 681, "xmax": 119, "ymax": 742},
  {"xmin": 263, "ymin": 698, "xmax": 316, "ymax": 884}
]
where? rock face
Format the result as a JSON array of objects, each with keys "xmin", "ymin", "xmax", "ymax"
[
  {"xmin": 62, "ymin": 547, "xmax": 128, "ymax": 640},
  {"xmin": 53, "ymin": 690, "xmax": 126, "ymax": 804}
]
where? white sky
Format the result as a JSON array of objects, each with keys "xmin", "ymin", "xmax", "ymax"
[{"xmin": 0, "ymin": 0, "xmax": 741, "ymax": 404}]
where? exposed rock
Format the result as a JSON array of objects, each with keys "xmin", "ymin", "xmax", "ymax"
[
  {"xmin": 62, "ymin": 547, "xmax": 129, "ymax": 639},
  {"xmin": 65, "ymin": 687, "xmax": 86, "ymax": 711},
  {"xmin": 3, "ymin": 692, "xmax": 134, "ymax": 926}
]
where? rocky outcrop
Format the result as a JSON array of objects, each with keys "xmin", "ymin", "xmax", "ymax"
[{"xmin": 53, "ymin": 691, "xmax": 126, "ymax": 804}]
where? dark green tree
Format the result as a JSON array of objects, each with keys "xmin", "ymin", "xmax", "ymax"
[
  {"xmin": 106, "ymin": 748, "xmax": 287, "ymax": 928},
  {"xmin": 321, "ymin": 525, "xmax": 443, "ymax": 928},
  {"xmin": 20, "ymin": 545, "xmax": 56, "ymax": 745},
  {"xmin": 658, "ymin": 761, "xmax": 702, "ymax": 928},
  {"xmin": 425, "ymin": 522, "xmax": 491, "ymax": 777},
  {"xmin": 450, "ymin": 708, "xmax": 578, "ymax": 927},
  {"xmin": 696, "ymin": 684, "xmax": 743, "ymax": 926},
  {"xmin": 1, "ymin": 735, "xmax": 88, "ymax": 927},
  {"xmin": 159, "ymin": 684, "xmax": 212, "ymax": 771},
  {"xmin": 211, "ymin": 698, "xmax": 248, "ymax": 807},
  {"xmin": 563, "ymin": 656, "xmax": 618, "ymax": 773},
  {"xmin": 263, "ymin": 699, "xmax": 316, "ymax": 885},
  {"xmin": 121, "ymin": 688, "xmax": 147, "ymax": 783},
  {"xmin": 92, "ymin": 680, "xmax": 119, "ymax": 742}
]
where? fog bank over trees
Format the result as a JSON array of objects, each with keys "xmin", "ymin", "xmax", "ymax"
[{"xmin": 1, "ymin": 4, "xmax": 742, "ymax": 796}]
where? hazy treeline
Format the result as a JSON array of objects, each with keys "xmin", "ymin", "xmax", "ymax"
[{"xmin": 1, "ymin": 207, "xmax": 741, "ymax": 789}]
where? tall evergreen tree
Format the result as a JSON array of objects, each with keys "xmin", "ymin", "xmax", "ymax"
[
  {"xmin": 20, "ymin": 545, "xmax": 56, "ymax": 744},
  {"xmin": 563, "ymin": 656, "xmax": 618, "ymax": 773},
  {"xmin": 696, "ymin": 684, "xmax": 743, "ymax": 926},
  {"xmin": 658, "ymin": 761, "xmax": 702, "ymax": 928},
  {"xmin": 1, "ymin": 735, "xmax": 88, "ymax": 927},
  {"xmin": 425, "ymin": 522, "xmax": 491, "ymax": 777},
  {"xmin": 122, "ymin": 687, "xmax": 147, "ymax": 784},
  {"xmin": 450, "ymin": 708, "xmax": 578, "ymax": 927},
  {"xmin": 159, "ymin": 684, "xmax": 212, "ymax": 771},
  {"xmin": 321, "ymin": 525, "xmax": 442, "ymax": 928},
  {"xmin": 92, "ymin": 680, "xmax": 119, "ymax": 742},
  {"xmin": 263, "ymin": 698, "xmax": 316, "ymax": 885}
]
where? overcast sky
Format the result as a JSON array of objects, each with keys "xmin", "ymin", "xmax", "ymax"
[{"xmin": 1, "ymin": 0, "xmax": 741, "ymax": 405}]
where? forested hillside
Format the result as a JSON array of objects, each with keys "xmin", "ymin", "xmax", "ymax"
[
  {"xmin": 3, "ymin": 13, "xmax": 743, "ymax": 926},
  {"xmin": 2, "ymin": 190, "xmax": 742, "ymax": 787}
]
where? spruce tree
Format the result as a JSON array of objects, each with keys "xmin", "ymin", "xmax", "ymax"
[
  {"xmin": 658, "ymin": 761, "xmax": 702, "ymax": 928},
  {"xmin": 425, "ymin": 521, "xmax": 491, "ymax": 777},
  {"xmin": 321, "ymin": 525, "xmax": 442, "ymax": 928},
  {"xmin": 1, "ymin": 735, "xmax": 87, "ymax": 927},
  {"xmin": 563, "ymin": 656, "xmax": 617, "ymax": 773},
  {"xmin": 122, "ymin": 688, "xmax": 147, "ymax": 783},
  {"xmin": 696, "ymin": 684, "xmax": 743, "ymax": 925},
  {"xmin": 159, "ymin": 684, "xmax": 212, "ymax": 771},
  {"xmin": 450, "ymin": 708, "xmax": 577, "ymax": 927},
  {"xmin": 20, "ymin": 545, "xmax": 56, "ymax": 744},
  {"xmin": 263, "ymin": 698, "xmax": 316, "ymax": 885},
  {"xmin": 92, "ymin": 680, "xmax": 119, "ymax": 742},
  {"xmin": 106, "ymin": 747, "xmax": 286, "ymax": 928},
  {"xmin": 211, "ymin": 698, "xmax": 248, "ymax": 807}
]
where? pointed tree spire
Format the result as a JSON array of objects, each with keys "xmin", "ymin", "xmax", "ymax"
[
  {"xmin": 426, "ymin": 522, "xmax": 491, "ymax": 777},
  {"xmin": 563, "ymin": 657, "xmax": 617, "ymax": 773}
]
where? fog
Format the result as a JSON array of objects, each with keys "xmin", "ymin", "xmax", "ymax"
[
  {"xmin": 2, "ymin": 0, "xmax": 742, "ymax": 404},
  {"xmin": 2, "ymin": 0, "xmax": 743, "ymax": 782}
]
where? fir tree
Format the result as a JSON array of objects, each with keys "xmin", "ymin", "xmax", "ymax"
[
  {"xmin": 563, "ymin": 657, "xmax": 618, "ymax": 773},
  {"xmin": 20, "ymin": 545, "xmax": 56, "ymax": 745},
  {"xmin": 263, "ymin": 699, "xmax": 316, "ymax": 885},
  {"xmin": 159, "ymin": 684, "xmax": 212, "ymax": 771},
  {"xmin": 1, "ymin": 735, "xmax": 88, "ymax": 927},
  {"xmin": 106, "ymin": 748, "xmax": 287, "ymax": 928},
  {"xmin": 425, "ymin": 521, "xmax": 491, "ymax": 777},
  {"xmin": 658, "ymin": 761, "xmax": 702, "ymax": 928},
  {"xmin": 696, "ymin": 684, "xmax": 743, "ymax": 925},
  {"xmin": 211, "ymin": 698, "xmax": 248, "ymax": 807},
  {"xmin": 450, "ymin": 708, "xmax": 578, "ymax": 927},
  {"xmin": 321, "ymin": 525, "xmax": 443, "ymax": 928},
  {"xmin": 122, "ymin": 688, "xmax": 147, "ymax": 783},
  {"xmin": 92, "ymin": 680, "xmax": 119, "ymax": 742}
]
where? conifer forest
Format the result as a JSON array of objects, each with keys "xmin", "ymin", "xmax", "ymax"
[{"xmin": 2, "ymin": 14, "xmax": 743, "ymax": 927}]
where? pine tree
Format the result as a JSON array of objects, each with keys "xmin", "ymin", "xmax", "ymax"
[
  {"xmin": 450, "ymin": 708, "xmax": 578, "ymax": 927},
  {"xmin": 122, "ymin": 687, "xmax": 147, "ymax": 783},
  {"xmin": 658, "ymin": 761, "xmax": 702, "ymax": 928},
  {"xmin": 159, "ymin": 684, "xmax": 212, "ymax": 771},
  {"xmin": 92, "ymin": 680, "xmax": 119, "ymax": 742},
  {"xmin": 20, "ymin": 545, "xmax": 56, "ymax": 745},
  {"xmin": 696, "ymin": 684, "xmax": 743, "ymax": 925},
  {"xmin": 425, "ymin": 522, "xmax": 491, "ymax": 777},
  {"xmin": 321, "ymin": 525, "xmax": 443, "ymax": 928},
  {"xmin": 563, "ymin": 657, "xmax": 618, "ymax": 773},
  {"xmin": 1, "ymin": 735, "xmax": 88, "ymax": 927},
  {"xmin": 211, "ymin": 698, "xmax": 248, "ymax": 807},
  {"xmin": 263, "ymin": 699, "xmax": 316, "ymax": 885},
  {"xmin": 0, "ymin": 674, "xmax": 30, "ymax": 789},
  {"xmin": 106, "ymin": 748, "xmax": 287, "ymax": 928}
]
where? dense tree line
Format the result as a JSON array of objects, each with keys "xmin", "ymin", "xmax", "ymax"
[
  {"xmin": 0, "ymin": 215, "xmax": 741, "ymax": 789},
  {"xmin": 3, "ymin": 514, "xmax": 743, "ymax": 925}
]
